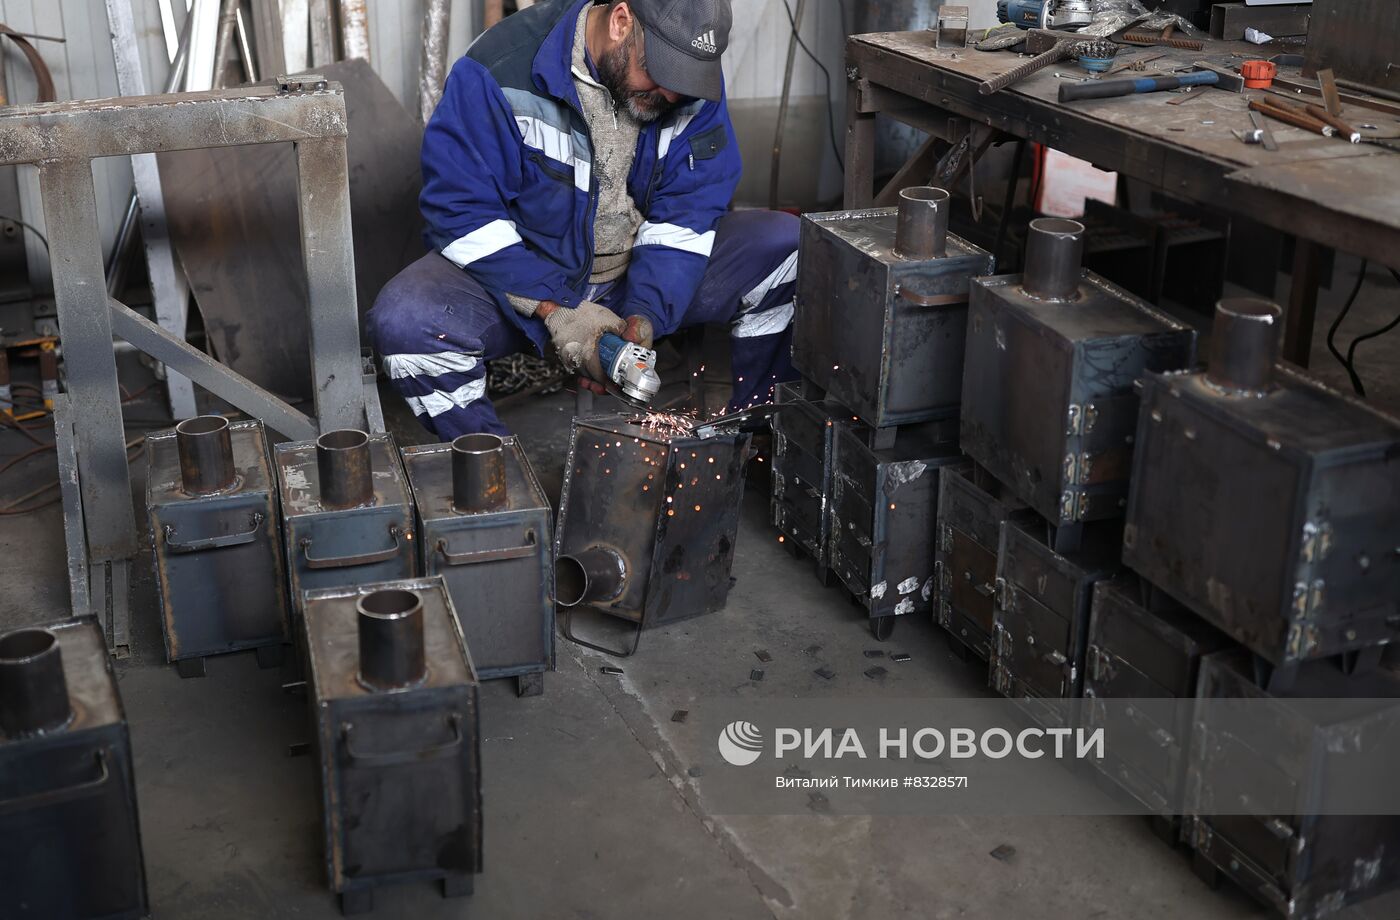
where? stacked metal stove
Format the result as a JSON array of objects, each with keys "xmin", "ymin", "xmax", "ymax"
[
  {"xmin": 780, "ymin": 195, "xmax": 1400, "ymax": 917},
  {"xmin": 1114, "ymin": 297, "xmax": 1400, "ymax": 916},
  {"xmin": 787, "ymin": 186, "xmax": 993, "ymax": 639},
  {"xmin": 138, "ymin": 421, "xmax": 561, "ymax": 913}
]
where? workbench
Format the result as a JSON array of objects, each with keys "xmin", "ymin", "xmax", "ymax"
[{"xmin": 844, "ymin": 31, "xmax": 1400, "ymax": 363}]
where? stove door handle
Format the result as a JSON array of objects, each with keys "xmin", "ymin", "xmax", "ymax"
[
  {"xmin": 0, "ymin": 749, "xmax": 110, "ymax": 817},
  {"xmin": 163, "ymin": 512, "xmax": 264, "ymax": 553},
  {"xmin": 340, "ymin": 714, "xmax": 463, "ymax": 768},
  {"xmin": 437, "ymin": 529, "xmax": 537, "ymax": 567},
  {"xmin": 300, "ymin": 523, "xmax": 403, "ymax": 570}
]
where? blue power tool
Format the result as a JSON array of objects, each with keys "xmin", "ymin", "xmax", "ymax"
[
  {"xmin": 597, "ymin": 332, "xmax": 661, "ymax": 408},
  {"xmin": 997, "ymin": 0, "xmax": 1093, "ymax": 31}
]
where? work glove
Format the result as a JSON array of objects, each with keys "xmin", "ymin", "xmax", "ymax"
[
  {"xmin": 575, "ymin": 314, "xmax": 656, "ymax": 395},
  {"xmin": 543, "ymin": 300, "xmax": 626, "ymax": 383}
]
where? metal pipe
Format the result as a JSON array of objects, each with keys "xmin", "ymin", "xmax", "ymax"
[
  {"xmin": 1206, "ymin": 298, "xmax": 1282, "ymax": 394},
  {"xmin": 106, "ymin": 7, "xmax": 195, "ymax": 296},
  {"xmin": 316, "ymin": 429, "xmax": 374, "ymax": 509},
  {"xmin": 211, "ymin": 0, "xmax": 240, "ymax": 90},
  {"xmin": 894, "ymin": 186, "xmax": 950, "ymax": 260},
  {"xmin": 452, "ymin": 433, "xmax": 507, "ymax": 513},
  {"xmin": 176, "ymin": 415, "xmax": 236, "ymax": 494},
  {"xmin": 0, "ymin": 628, "xmax": 73, "ymax": 737},
  {"xmin": 1021, "ymin": 217, "xmax": 1084, "ymax": 301},
  {"xmin": 339, "ymin": 0, "xmax": 372, "ymax": 63},
  {"xmin": 356, "ymin": 588, "xmax": 427, "ymax": 691},
  {"xmin": 556, "ymin": 547, "xmax": 627, "ymax": 607},
  {"xmin": 419, "ymin": 0, "xmax": 451, "ymax": 122},
  {"xmin": 38, "ymin": 343, "xmax": 57, "ymax": 409},
  {"xmin": 0, "ymin": 348, "xmax": 11, "ymax": 412},
  {"xmin": 768, "ymin": 0, "xmax": 807, "ymax": 211}
]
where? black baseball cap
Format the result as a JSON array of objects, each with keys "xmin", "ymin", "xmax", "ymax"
[{"xmin": 625, "ymin": 0, "xmax": 732, "ymax": 102}]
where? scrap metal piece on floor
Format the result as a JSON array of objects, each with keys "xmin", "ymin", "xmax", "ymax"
[
  {"xmin": 555, "ymin": 413, "xmax": 752, "ymax": 657},
  {"xmin": 401, "ymin": 434, "xmax": 554, "ymax": 699},
  {"xmin": 0, "ymin": 618, "xmax": 149, "ymax": 918},
  {"xmin": 146, "ymin": 418, "xmax": 290, "ymax": 677},
  {"xmin": 275, "ymin": 430, "xmax": 416, "ymax": 619},
  {"xmin": 159, "ymin": 58, "xmax": 426, "ymax": 405},
  {"xmin": 301, "ymin": 578, "xmax": 481, "ymax": 915},
  {"xmin": 793, "ymin": 188, "xmax": 994, "ymax": 430}
]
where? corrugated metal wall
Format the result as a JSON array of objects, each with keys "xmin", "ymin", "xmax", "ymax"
[
  {"xmin": 0, "ymin": 0, "xmax": 854, "ymax": 290},
  {"xmin": 0, "ymin": 0, "xmax": 176, "ymax": 291}
]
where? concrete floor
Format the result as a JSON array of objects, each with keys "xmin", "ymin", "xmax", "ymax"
[{"xmin": 1, "ymin": 255, "xmax": 1398, "ymax": 918}]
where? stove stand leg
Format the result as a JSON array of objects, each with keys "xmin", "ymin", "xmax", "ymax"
[{"xmin": 516, "ymin": 671, "xmax": 544, "ymax": 698}]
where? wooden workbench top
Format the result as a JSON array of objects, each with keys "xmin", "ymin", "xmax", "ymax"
[{"xmin": 849, "ymin": 30, "xmax": 1400, "ymax": 265}]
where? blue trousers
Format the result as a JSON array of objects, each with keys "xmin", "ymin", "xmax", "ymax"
[{"xmin": 367, "ymin": 209, "xmax": 800, "ymax": 438}]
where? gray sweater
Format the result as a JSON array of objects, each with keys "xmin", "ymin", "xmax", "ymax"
[{"xmin": 509, "ymin": 4, "xmax": 643, "ymax": 317}]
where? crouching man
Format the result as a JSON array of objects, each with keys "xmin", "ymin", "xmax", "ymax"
[{"xmin": 368, "ymin": 0, "xmax": 800, "ymax": 437}]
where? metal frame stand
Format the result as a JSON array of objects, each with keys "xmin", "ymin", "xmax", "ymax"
[{"xmin": 0, "ymin": 81, "xmax": 381, "ymax": 654}]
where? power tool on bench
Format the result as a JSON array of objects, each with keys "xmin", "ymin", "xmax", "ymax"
[
  {"xmin": 598, "ymin": 332, "xmax": 661, "ymax": 408},
  {"xmin": 997, "ymin": 0, "xmax": 1093, "ymax": 31}
]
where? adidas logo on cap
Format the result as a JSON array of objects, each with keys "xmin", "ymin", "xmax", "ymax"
[{"xmin": 690, "ymin": 29, "xmax": 718, "ymax": 54}]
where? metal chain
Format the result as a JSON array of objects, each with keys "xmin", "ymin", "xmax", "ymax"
[{"xmin": 487, "ymin": 352, "xmax": 565, "ymax": 397}]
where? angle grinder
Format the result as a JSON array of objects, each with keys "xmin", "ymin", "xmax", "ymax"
[
  {"xmin": 997, "ymin": 0, "xmax": 1093, "ymax": 31},
  {"xmin": 597, "ymin": 332, "xmax": 661, "ymax": 408}
]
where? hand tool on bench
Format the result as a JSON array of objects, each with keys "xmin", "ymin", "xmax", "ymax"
[
  {"xmin": 1058, "ymin": 60, "xmax": 1243, "ymax": 102},
  {"xmin": 1118, "ymin": 19, "xmax": 1204, "ymax": 51},
  {"xmin": 1248, "ymin": 98, "xmax": 1335, "ymax": 138},
  {"xmin": 978, "ymin": 28, "xmax": 1096, "ymax": 95},
  {"xmin": 1303, "ymin": 103, "xmax": 1361, "ymax": 143}
]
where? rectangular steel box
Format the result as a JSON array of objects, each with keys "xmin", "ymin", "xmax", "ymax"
[
  {"xmin": 402, "ymin": 438, "xmax": 554, "ymax": 694},
  {"xmin": 990, "ymin": 519, "xmax": 1121, "ymax": 724},
  {"xmin": 961, "ymin": 270, "xmax": 1196, "ymax": 527},
  {"xmin": 0, "ymin": 617, "xmax": 148, "ymax": 919},
  {"xmin": 556, "ymin": 413, "xmax": 751, "ymax": 630},
  {"xmin": 935, "ymin": 462, "xmax": 1038, "ymax": 661},
  {"xmin": 1123, "ymin": 365, "xmax": 1400, "ymax": 670},
  {"xmin": 1186, "ymin": 651, "xmax": 1400, "ymax": 919},
  {"xmin": 303, "ymin": 578, "xmax": 482, "ymax": 911},
  {"xmin": 275, "ymin": 433, "xmax": 417, "ymax": 610},
  {"xmin": 828, "ymin": 422, "xmax": 962, "ymax": 623},
  {"xmin": 1083, "ymin": 578, "xmax": 1230, "ymax": 825},
  {"xmin": 770, "ymin": 382, "xmax": 865, "ymax": 571},
  {"xmin": 792, "ymin": 207, "xmax": 994, "ymax": 429},
  {"xmin": 146, "ymin": 420, "xmax": 290, "ymax": 667}
]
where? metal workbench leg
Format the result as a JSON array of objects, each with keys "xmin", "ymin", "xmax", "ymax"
[
  {"xmin": 1284, "ymin": 238, "xmax": 1322, "ymax": 367},
  {"xmin": 50, "ymin": 395, "xmax": 90, "ymax": 616},
  {"xmin": 844, "ymin": 82, "xmax": 877, "ymax": 208},
  {"xmin": 295, "ymin": 136, "xmax": 370, "ymax": 431},
  {"xmin": 38, "ymin": 160, "xmax": 139, "ymax": 562}
]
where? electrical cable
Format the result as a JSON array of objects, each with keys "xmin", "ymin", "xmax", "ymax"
[
  {"xmin": 0, "ymin": 213, "xmax": 49, "ymax": 252},
  {"xmin": 1325, "ymin": 260, "xmax": 1369, "ymax": 395},
  {"xmin": 778, "ymin": 0, "xmax": 845, "ymax": 172},
  {"xmin": 1339, "ymin": 266, "xmax": 1400, "ymax": 399}
]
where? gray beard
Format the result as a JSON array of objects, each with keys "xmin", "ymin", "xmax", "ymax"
[{"xmin": 597, "ymin": 37, "xmax": 675, "ymax": 124}]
